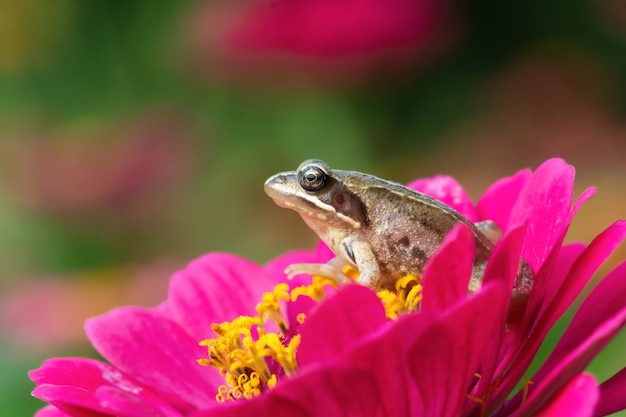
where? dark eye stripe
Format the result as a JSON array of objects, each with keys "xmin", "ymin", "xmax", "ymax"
[{"xmin": 319, "ymin": 181, "xmax": 370, "ymax": 227}]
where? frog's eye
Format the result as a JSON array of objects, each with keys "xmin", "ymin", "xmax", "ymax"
[{"xmin": 299, "ymin": 165, "xmax": 328, "ymax": 191}]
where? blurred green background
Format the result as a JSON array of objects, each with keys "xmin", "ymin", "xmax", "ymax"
[{"xmin": 0, "ymin": 0, "xmax": 625, "ymax": 415}]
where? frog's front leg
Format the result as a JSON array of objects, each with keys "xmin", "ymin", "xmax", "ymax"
[
  {"xmin": 345, "ymin": 239, "xmax": 382, "ymax": 289},
  {"xmin": 284, "ymin": 257, "xmax": 352, "ymax": 284},
  {"xmin": 284, "ymin": 239, "xmax": 381, "ymax": 288}
]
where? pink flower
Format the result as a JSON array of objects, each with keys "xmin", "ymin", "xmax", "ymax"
[
  {"xmin": 30, "ymin": 253, "xmax": 283, "ymax": 416},
  {"xmin": 189, "ymin": 0, "xmax": 455, "ymax": 79},
  {"xmin": 4, "ymin": 111, "xmax": 193, "ymax": 222},
  {"xmin": 30, "ymin": 159, "xmax": 626, "ymax": 417}
]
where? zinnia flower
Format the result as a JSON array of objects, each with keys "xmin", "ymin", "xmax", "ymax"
[
  {"xmin": 30, "ymin": 158, "xmax": 626, "ymax": 417},
  {"xmin": 189, "ymin": 0, "xmax": 455, "ymax": 79}
]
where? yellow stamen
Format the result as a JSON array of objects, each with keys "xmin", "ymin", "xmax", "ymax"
[
  {"xmin": 342, "ymin": 265, "xmax": 360, "ymax": 281},
  {"xmin": 200, "ymin": 282, "xmax": 318, "ymax": 401},
  {"xmin": 290, "ymin": 275, "xmax": 338, "ymax": 302},
  {"xmin": 215, "ymin": 384, "xmax": 229, "ymax": 403},
  {"xmin": 257, "ymin": 283, "xmax": 290, "ymax": 333},
  {"xmin": 521, "ymin": 375, "xmax": 534, "ymax": 403},
  {"xmin": 376, "ymin": 274, "xmax": 422, "ymax": 319},
  {"xmin": 377, "ymin": 289, "xmax": 405, "ymax": 319},
  {"xmin": 466, "ymin": 394, "xmax": 487, "ymax": 417},
  {"xmin": 200, "ymin": 268, "xmax": 424, "ymax": 402},
  {"xmin": 466, "ymin": 374, "xmax": 503, "ymax": 417}
]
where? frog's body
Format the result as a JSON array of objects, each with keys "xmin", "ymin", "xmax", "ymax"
[{"xmin": 264, "ymin": 159, "xmax": 532, "ymax": 295}]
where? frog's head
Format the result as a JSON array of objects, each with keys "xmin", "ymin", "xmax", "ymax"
[{"xmin": 264, "ymin": 159, "xmax": 369, "ymax": 232}]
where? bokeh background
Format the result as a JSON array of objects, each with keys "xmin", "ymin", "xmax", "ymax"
[{"xmin": 1, "ymin": 1, "xmax": 625, "ymax": 415}]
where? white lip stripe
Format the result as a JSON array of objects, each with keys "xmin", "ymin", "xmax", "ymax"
[{"xmin": 283, "ymin": 194, "xmax": 362, "ymax": 229}]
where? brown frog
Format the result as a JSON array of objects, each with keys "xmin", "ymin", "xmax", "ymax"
[{"xmin": 264, "ymin": 159, "xmax": 533, "ymax": 295}]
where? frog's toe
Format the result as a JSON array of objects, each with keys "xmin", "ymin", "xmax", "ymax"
[
  {"xmin": 284, "ymin": 263, "xmax": 351, "ymax": 284},
  {"xmin": 284, "ymin": 263, "xmax": 323, "ymax": 279},
  {"xmin": 284, "ymin": 264, "xmax": 306, "ymax": 279}
]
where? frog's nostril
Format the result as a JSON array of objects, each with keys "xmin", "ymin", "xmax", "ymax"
[
  {"xmin": 275, "ymin": 175, "xmax": 287, "ymax": 184},
  {"xmin": 264, "ymin": 174, "xmax": 287, "ymax": 195}
]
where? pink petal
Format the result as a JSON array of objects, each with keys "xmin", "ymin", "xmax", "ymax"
[
  {"xmin": 30, "ymin": 357, "xmax": 160, "ymax": 417},
  {"xmin": 569, "ymin": 186, "xmax": 596, "ymax": 221},
  {"xmin": 346, "ymin": 312, "xmax": 437, "ymax": 416},
  {"xmin": 35, "ymin": 406, "xmax": 74, "ymax": 417},
  {"xmin": 315, "ymin": 240, "xmax": 335, "ymax": 259},
  {"xmin": 534, "ymin": 260, "xmax": 626, "ymax": 381},
  {"xmin": 520, "ymin": 183, "xmax": 594, "ymax": 321},
  {"xmin": 488, "ymin": 243, "xmax": 583, "ymax": 410},
  {"xmin": 469, "ymin": 226, "xmax": 526, "ymax": 402},
  {"xmin": 407, "ymin": 175, "xmax": 477, "ymax": 221},
  {"xmin": 494, "ymin": 223, "xmax": 626, "ymax": 409},
  {"xmin": 476, "ymin": 168, "xmax": 531, "ymax": 230},
  {"xmin": 521, "ymin": 183, "xmax": 595, "ymax": 312},
  {"xmin": 167, "ymin": 253, "xmax": 277, "ymax": 341},
  {"xmin": 410, "ymin": 282, "xmax": 508, "ymax": 417},
  {"xmin": 508, "ymin": 158, "xmax": 575, "ymax": 272},
  {"xmin": 285, "ymin": 293, "xmax": 319, "ymax": 328},
  {"xmin": 95, "ymin": 386, "xmax": 183, "ymax": 417},
  {"xmin": 493, "ymin": 244, "xmax": 584, "ymax": 381},
  {"xmin": 193, "ymin": 366, "xmax": 383, "ymax": 417},
  {"xmin": 421, "ymin": 224, "xmax": 474, "ymax": 313},
  {"xmin": 31, "ymin": 358, "xmax": 179, "ymax": 416},
  {"xmin": 408, "ymin": 323, "xmax": 464, "ymax": 417},
  {"xmin": 30, "ymin": 358, "xmax": 126, "ymax": 389},
  {"xmin": 596, "ymin": 366, "xmax": 626, "ymax": 416},
  {"xmin": 505, "ymin": 306, "xmax": 626, "ymax": 415},
  {"xmin": 85, "ymin": 307, "xmax": 218, "ymax": 411},
  {"xmin": 532, "ymin": 374, "xmax": 599, "ymax": 417},
  {"xmin": 537, "ymin": 221, "xmax": 626, "ymax": 339},
  {"xmin": 32, "ymin": 385, "xmax": 112, "ymax": 417},
  {"xmin": 266, "ymin": 365, "xmax": 383, "ymax": 417},
  {"xmin": 297, "ymin": 285, "xmax": 386, "ymax": 366},
  {"xmin": 526, "ymin": 243, "xmax": 585, "ymax": 326}
]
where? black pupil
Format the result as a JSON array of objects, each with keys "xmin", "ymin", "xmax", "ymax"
[{"xmin": 300, "ymin": 166, "xmax": 326, "ymax": 191}]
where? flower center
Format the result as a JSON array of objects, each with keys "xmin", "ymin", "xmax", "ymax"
[{"xmin": 198, "ymin": 267, "xmax": 422, "ymax": 402}]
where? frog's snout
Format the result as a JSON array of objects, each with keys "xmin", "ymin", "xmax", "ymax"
[
  {"xmin": 264, "ymin": 173, "xmax": 290, "ymax": 200},
  {"xmin": 265, "ymin": 173, "xmax": 287, "ymax": 187}
]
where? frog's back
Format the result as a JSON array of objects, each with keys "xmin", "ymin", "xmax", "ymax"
[{"xmin": 336, "ymin": 169, "xmax": 492, "ymax": 288}]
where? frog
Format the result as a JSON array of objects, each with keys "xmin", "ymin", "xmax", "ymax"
[{"xmin": 264, "ymin": 159, "xmax": 534, "ymax": 297}]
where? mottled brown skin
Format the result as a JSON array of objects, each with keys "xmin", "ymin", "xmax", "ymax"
[
  {"xmin": 318, "ymin": 171, "xmax": 493, "ymax": 290},
  {"xmin": 265, "ymin": 160, "xmax": 498, "ymax": 291}
]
